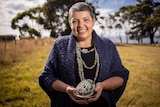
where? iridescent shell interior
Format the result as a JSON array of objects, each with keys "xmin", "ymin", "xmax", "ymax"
[{"xmin": 74, "ymin": 79, "xmax": 95, "ymax": 99}]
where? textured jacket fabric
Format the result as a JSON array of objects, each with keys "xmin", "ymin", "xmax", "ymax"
[{"xmin": 39, "ymin": 31, "xmax": 129, "ymax": 107}]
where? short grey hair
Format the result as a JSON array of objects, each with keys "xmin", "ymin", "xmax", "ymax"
[{"xmin": 68, "ymin": 2, "xmax": 95, "ymax": 21}]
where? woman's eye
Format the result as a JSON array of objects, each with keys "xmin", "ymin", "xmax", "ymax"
[
  {"xmin": 84, "ymin": 18, "xmax": 89, "ymax": 22},
  {"xmin": 73, "ymin": 20, "xmax": 78, "ymax": 24}
]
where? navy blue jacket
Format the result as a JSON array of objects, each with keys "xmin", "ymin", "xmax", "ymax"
[{"xmin": 39, "ymin": 31, "xmax": 129, "ymax": 107}]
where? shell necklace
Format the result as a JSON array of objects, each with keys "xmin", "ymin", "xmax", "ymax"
[
  {"xmin": 79, "ymin": 47, "xmax": 95, "ymax": 54},
  {"xmin": 76, "ymin": 43, "xmax": 100, "ymax": 82}
]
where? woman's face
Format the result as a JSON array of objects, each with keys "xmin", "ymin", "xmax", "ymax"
[{"xmin": 69, "ymin": 11, "xmax": 95, "ymax": 41}]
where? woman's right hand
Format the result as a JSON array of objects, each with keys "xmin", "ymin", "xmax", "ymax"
[{"xmin": 66, "ymin": 86, "xmax": 89, "ymax": 105}]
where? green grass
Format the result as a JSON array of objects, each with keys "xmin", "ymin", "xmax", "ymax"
[{"xmin": 0, "ymin": 40, "xmax": 160, "ymax": 107}]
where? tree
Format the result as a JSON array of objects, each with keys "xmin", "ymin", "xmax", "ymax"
[
  {"xmin": 11, "ymin": 7, "xmax": 43, "ymax": 38},
  {"xmin": 114, "ymin": 0, "xmax": 160, "ymax": 44},
  {"xmin": 99, "ymin": 16, "xmax": 105, "ymax": 36},
  {"xmin": 107, "ymin": 14, "xmax": 116, "ymax": 39},
  {"xmin": 28, "ymin": 28, "xmax": 41, "ymax": 38},
  {"xmin": 41, "ymin": 0, "xmax": 102, "ymax": 37},
  {"xmin": 98, "ymin": 14, "xmax": 116, "ymax": 39},
  {"xmin": 11, "ymin": 0, "xmax": 103, "ymax": 38},
  {"xmin": 41, "ymin": 0, "xmax": 87, "ymax": 37},
  {"xmin": 115, "ymin": 23, "xmax": 122, "ymax": 43}
]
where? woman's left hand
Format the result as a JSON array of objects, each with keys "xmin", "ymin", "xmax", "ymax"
[{"xmin": 87, "ymin": 82, "xmax": 103, "ymax": 103}]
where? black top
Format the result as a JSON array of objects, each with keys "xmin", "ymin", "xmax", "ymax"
[{"xmin": 75, "ymin": 45, "xmax": 96, "ymax": 85}]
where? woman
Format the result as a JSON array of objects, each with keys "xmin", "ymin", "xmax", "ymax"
[{"xmin": 39, "ymin": 2, "xmax": 129, "ymax": 107}]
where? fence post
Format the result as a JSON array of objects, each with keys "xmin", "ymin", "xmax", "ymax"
[{"xmin": 4, "ymin": 37, "xmax": 7, "ymax": 56}]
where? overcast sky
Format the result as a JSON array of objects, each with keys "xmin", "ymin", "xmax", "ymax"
[
  {"xmin": 0, "ymin": 0, "xmax": 46, "ymax": 35},
  {"xmin": 0, "ymin": 0, "xmax": 137, "ymax": 36}
]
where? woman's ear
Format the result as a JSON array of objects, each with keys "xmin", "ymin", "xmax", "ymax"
[
  {"xmin": 68, "ymin": 19, "xmax": 72, "ymax": 29},
  {"xmin": 93, "ymin": 17, "xmax": 96, "ymax": 24}
]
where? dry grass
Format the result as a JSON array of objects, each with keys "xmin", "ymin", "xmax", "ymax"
[
  {"xmin": 0, "ymin": 38, "xmax": 54, "ymax": 107},
  {"xmin": 116, "ymin": 44, "xmax": 160, "ymax": 107},
  {"xmin": 0, "ymin": 38, "xmax": 53, "ymax": 64}
]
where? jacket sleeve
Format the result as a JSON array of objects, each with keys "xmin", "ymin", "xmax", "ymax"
[
  {"xmin": 110, "ymin": 44, "xmax": 129, "ymax": 102},
  {"xmin": 38, "ymin": 41, "xmax": 59, "ymax": 98},
  {"xmin": 111, "ymin": 44, "xmax": 129, "ymax": 81}
]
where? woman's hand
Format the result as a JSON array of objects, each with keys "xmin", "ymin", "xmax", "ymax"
[
  {"xmin": 66, "ymin": 86, "xmax": 89, "ymax": 104},
  {"xmin": 66, "ymin": 82, "xmax": 103, "ymax": 105},
  {"xmin": 88, "ymin": 82, "xmax": 103, "ymax": 103}
]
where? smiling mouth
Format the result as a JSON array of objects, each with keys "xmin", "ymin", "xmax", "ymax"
[{"xmin": 78, "ymin": 29, "xmax": 87, "ymax": 33}]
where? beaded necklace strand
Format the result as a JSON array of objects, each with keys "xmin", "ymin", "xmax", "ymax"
[{"xmin": 76, "ymin": 43, "xmax": 100, "ymax": 82}]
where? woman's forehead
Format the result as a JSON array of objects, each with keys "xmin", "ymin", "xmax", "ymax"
[{"xmin": 71, "ymin": 11, "xmax": 91, "ymax": 18}]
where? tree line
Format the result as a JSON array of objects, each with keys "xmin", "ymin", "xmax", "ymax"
[{"xmin": 11, "ymin": 0, "xmax": 160, "ymax": 44}]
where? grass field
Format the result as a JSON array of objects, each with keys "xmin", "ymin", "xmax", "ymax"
[{"xmin": 0, "ymin": 39, "xmax": 160, "ymax": 107}]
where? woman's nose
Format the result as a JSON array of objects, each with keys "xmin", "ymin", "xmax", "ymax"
[{"xmin": 78, "ymin": 20, "xmax": 84, "ymax": 28}]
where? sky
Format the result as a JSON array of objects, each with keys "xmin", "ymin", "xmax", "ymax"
[{"xmin": 0, "ymin": 0, "xmax": 138, "ymax": 37}]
